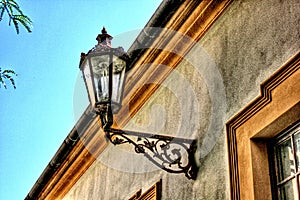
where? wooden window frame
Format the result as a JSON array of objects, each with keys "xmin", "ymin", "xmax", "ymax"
[
  {"xmin": 128, "ymin": 179, "xmax": 162, "ymax": 200},
  {"xmin": 227, "ymin": 52, "xmax": 300, "ymax": 200}
]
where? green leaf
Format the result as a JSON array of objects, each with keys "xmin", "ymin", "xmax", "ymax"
[
  {"xmin": 0, "ymin": 0, "xmax": 33, "ymax": 34},
  {"xmin": 6, "ymin": 75, "xmax": 16, "ymax": 88},
  {"xmin": 0, "ymin": 78, "xmax": 7, "ymax": 89},
  {"xmin": 13, "ymin": 14, "xmax": 32, "ymax": 32},
  {"xmin": 7, "ymin": 0, "xmax": 23, "ymax": 15},
  {"xmin": 6, "ymin": 1, "xmax": 14, "ymax": 15},
  {"xmin": 0, "ymin": 6, "xmax": 5, "ymax": 20},
  {"xmin": 0, "ymin": 67, "xmax": 17, "ymax": 89},
  {"xmin": 3, "ymin": 69, "xmax": 17, "ymax": 75},
  {"xmin": 12, "ymin": 16, "xmax": 19, "ymax": 33}
]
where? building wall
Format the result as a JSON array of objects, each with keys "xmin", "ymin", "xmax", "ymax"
[{"xmin": 63, "ymin": 0, "xmax": 300, "ymax": 199}]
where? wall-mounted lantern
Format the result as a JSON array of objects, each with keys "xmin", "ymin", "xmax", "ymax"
[{"xmin": 79, "ymin": 27, "xmax": 198, "ymax": 180}]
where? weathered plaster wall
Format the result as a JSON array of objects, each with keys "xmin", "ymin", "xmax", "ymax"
[
  {"xmin": 201, "ymin": 0, "xmax": 300, "ymax": 118},
  {"xmin": 64, "ymin": 0, "xmax": 300, "ymax": 199}
]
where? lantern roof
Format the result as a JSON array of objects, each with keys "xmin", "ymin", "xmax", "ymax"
[{"xmin": 79, "ymin": 28, "xmax": 129, "ymax": 68}]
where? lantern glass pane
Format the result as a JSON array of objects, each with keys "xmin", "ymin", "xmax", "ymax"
[
  {"xmin": 81, "ymin": 59, "xmax": 96, "ymax": 107},
  {"xmin": 112, "ymin": 55, "xmax": 126, "ymax": 113},
  {"xmin": 90, "ymin": 55, "xmax": 110, "ymax": 104}
]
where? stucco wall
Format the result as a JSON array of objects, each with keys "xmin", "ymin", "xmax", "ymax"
[
  {"xmin": 201, "ymin": 0, "xmax": 300, "ymax": 118},
  {"xmin": 64, "ymin": 0, "xmax": 300, "ymax": 199}
]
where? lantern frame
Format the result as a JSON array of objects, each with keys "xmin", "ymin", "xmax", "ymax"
[{"xmin": 80, "ymin": 28, "xmax": 128, "ymax": 117}]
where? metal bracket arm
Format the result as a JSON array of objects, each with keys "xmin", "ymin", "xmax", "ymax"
[{"xmin": 104, "ymin": 128, "xmax": 199, "ymax": 180}]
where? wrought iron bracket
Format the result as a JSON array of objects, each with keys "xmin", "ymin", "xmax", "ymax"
[
  {"xmin": 104, "ymin": 128, "xmax": 199, "ymax": 180},
  {"xmin": 97, "ymin": 104, "xmax": 199, "ymax": 180}
]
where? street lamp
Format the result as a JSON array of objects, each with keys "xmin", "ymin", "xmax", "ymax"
[{"xmin": 79, "ymin": 27, "xmax": 198, "ymax": 180}]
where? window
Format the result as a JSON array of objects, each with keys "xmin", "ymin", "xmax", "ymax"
[
  {"xmin": 269, "ymin": 122, "xmax": 300, "ymax": 200},
  {"xmin": 128, "ymin": 179, "xmax": 162, "ymax": 200},
  {"xmin": 227, "ymin": 52, "xmax": 300, "ymax": 199}
]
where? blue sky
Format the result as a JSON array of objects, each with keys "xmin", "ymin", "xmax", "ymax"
[{"xmin": 0, "ymin": 1, "xmax": 161, "ymax": 199}]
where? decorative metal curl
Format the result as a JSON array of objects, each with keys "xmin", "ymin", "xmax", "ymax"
[{"xmin": 104, "ymin": 128, "xmax": 199, "ymax": 180}]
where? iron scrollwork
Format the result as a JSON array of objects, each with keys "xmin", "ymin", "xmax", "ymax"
[
  {"xmin": 98, "ymin": 104, "xmax": 199, "ymax": 180},
  {"xmin": 105, "ymin": 128, "xmax": 199, "ymax": 180}
]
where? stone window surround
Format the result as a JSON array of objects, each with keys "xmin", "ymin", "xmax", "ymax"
[{"xmin": 227, "ymin": 51, "xmax": 300, "ymax": 200}]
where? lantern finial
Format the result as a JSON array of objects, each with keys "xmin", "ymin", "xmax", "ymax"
[
  {"xmin": 96, "ymin": 27, "xmax": 112, "ymax": 47},
  {"xmin": 102, "ymin": 27, "xmax": 107, "ymax": 34}
]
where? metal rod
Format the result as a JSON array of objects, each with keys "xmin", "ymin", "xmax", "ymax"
[{"xmin": 108, "ymin": 128, "xmax": 196, "ymax": 144}]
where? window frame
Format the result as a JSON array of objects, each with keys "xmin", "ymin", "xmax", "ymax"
[
  {"xmin": 128, "ymin": 179, "xmax": 162, "ymax": 200},
  {"xmin": 268, "ymin": 121, "xmax": 300, "ymax": 200}
]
